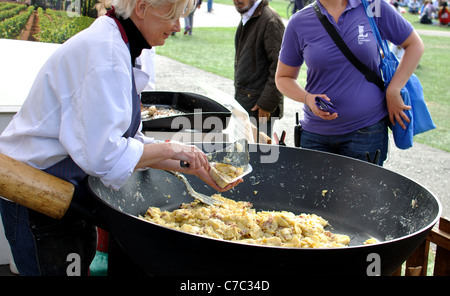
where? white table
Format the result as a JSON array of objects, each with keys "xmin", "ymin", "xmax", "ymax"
[
  {"xmin": 0, "ymin": 39, "xmax": 60, "ymax": 265},
  {"xmin": 0, "ymin": 39, "xmax": 60, "ymax": 132}
]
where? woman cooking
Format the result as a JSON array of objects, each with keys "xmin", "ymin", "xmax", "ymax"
[{"xmin": 0, "ymin": 0, "xmax": 241, "ymax": 275}]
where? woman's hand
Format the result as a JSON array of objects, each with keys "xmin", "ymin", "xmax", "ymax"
[
  {"xmin": 169, "ymin": 142, "xmax": 243, "ymax": 191},
  {"xmin": 138, "ymin": 141, "xmax": 243, "ymax": 192},
  {"xmin": 386, "ymin": 87, "xmax": 411, "ymax": 129},
  {"xmin": 136, "ymin": 141, "xmax": 208, "ymax": 171},
  {"xmin": 384, "ymin": 30, "xmax": 423, "ymax": 130},
  {"xmin": 189, "ymin": 166, "xmax": 244, "ymax": 192},
  {"xmin": 275, "ymin": 61, "xmax": 337, "ymax": 121},
  {"xmin": 305, "ymin": 93, "xmax": 338, "ymax": 120},
  {"xmin": 168, "ymin": 141, "xmax": 209, "ymax": 171}
]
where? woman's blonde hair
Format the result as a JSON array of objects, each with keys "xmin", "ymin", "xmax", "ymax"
[{"xmin": 112, "ymin": 0, "xmax": 196, "ymax": 20}]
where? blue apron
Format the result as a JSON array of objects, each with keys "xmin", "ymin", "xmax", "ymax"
[{"xmin": 44, "ymin": 9, "xmax": 141, "ymax": 187}]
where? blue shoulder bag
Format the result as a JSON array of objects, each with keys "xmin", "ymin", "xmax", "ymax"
[{"xmin": 361, "ymin": 0, "xmax": 436, "ymax": 149}]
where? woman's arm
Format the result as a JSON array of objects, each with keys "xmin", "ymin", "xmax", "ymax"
[
  {"xmin": 275, "ymin": 60, "xmax": 338, "ymax": 120},
  {"xmin": 135, "ymin": 141, "xmax": 242, "ymax": 192},
  {"xmin": 274, "ymin": 61, "xmax": 304, "ymax": 103},
  {"xmin": 135, "ymin": 141, "xmax": 208, "ymax": 171},
  {"xmin": 386, "ymin": 30, "xmax": 425, "ymax": 129}
]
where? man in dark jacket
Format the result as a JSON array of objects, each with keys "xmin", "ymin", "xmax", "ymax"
[{"xmin": 233, "ymin": 0, "xmax": 285, "ymax": 139}]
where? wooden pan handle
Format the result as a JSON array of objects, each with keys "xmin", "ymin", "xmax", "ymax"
[{"xmin": 0, "ymin": 154, "xmax": 74, "ymax": 220}]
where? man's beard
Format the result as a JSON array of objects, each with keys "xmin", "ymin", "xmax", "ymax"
[
  {"xmin": 234, "ymin": 0, "xmax": 256, "ymax": 14},
  {"xmin": 236, "ymin": 5, "xmax": 250, "ymax": 14}
]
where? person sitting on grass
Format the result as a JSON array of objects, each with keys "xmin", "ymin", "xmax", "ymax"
[
  {"xmin": 420, "ymin": 0, "xmax": 437, "ymax": 24},
  {"xmin": 438, "ymin": 2, "xmax": 450, "ymax": 25},
  {"xmin": 408, "ymin": 0, "xmax": 421, "ymax": 14}
]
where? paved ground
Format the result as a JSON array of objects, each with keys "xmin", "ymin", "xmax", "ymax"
[
  {"xmin": 155, "ymin": 4, "xmax": 450, "ymax": 219},
  {"xmin": 416, "ymin": 28, "xmax": 450, "ymax": 37}
]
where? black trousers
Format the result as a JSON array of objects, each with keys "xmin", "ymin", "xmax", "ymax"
[{"xmin": 0, "ymin": 199, "xmax": 97, "ymax": 276}]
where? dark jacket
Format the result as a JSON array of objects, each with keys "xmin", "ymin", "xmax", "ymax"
[{"xmin": 234, "ymin": 0, "xmax": 285, "ymax": 119}]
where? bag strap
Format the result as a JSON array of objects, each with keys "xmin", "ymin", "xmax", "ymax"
[
  {"xmin": 312, "ymin": 1, "xmax": 385, "ymax": 92},
  {"xmin": 360, "ymin": 0, "xmax": 391, "ymax": 59}
]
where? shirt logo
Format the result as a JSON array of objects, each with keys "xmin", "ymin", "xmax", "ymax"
[{"xmin": 357, "ymin": 25, "xmax": 370, "ymax": 45}]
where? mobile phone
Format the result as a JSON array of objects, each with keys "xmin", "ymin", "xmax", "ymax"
[{"xmin": 315, "ymin": 97, "xmax": 337, "ymax": 114}]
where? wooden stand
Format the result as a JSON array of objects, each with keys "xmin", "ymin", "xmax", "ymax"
[{"xmin": 392, "ymin": 216, "xmax": 450, "ymax": 276}]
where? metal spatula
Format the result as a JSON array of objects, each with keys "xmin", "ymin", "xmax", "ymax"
[{"xmin": 166, "ymin": 171, "xmax": 222, "ymax": 206}]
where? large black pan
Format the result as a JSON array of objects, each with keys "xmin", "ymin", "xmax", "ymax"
[
  {"xmin": 86, "ymin": 144, "xmax": 441, "ymax": 276},
  {"xmin": 141, "ymin": 91, "xmax": 232, "ymax": 131}
]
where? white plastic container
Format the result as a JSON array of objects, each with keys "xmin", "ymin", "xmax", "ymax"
[{"xmin": 0, "ymin": 215, "xmax": 12, "ymax": 265}]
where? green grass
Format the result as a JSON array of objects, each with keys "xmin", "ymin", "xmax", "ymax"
[
  {"xmin": 158, "ymin": 27, "xmax": 236, "ymax": 79},
  {"xmin": 402, "ymin": 11, "xmax": 450, "ymax": 31},
  {"xmin": 413, "ymin": 35, "xmax": 450, "ymax": 151},
  {"xmin": 157, "ymin": 2, "xmax": 450, "ymax": 152},
  {"xmin": 214, "ymin": 0, "xmax": 292, "ymax": 19}
]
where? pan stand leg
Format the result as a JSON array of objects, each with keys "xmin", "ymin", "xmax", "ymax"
[{"xmin": 107, "ymin": 235, "xmax": 148, "ymax": 276}]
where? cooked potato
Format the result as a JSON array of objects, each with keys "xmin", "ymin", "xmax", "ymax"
[{"xmin": 141, "ymin": 194, "xmax": 351, "ymax": 248}]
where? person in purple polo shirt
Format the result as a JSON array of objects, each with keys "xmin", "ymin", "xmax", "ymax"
[{"xmin": 275, "ymin": 0, "xmax": 424, "ymax": 165}]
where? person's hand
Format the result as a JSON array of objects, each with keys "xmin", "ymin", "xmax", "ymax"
[
  {"xmin": 251, "ymin": 105, "xmax": 271, "ymax": 120},
  {"xmin": 168, "ymin": 142, "xmax": 243, "ymax": 191},
  {"xmin": 386, "ymin": 88, "xmax": 411, "ymax": 129},
  {"xmin": 188, "ymin": 165, "xmax": 244, "ymax": 192},
  {"xmin": 305, "ymin": 93, "xmax": 338, "ymax": 120},
  {"xmin": 169, "ymin": 141, "xmax": 209, "ymax": 171}
]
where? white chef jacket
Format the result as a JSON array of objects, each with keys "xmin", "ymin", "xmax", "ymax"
[{"xmin": 0, "ymin": 16, "xmax": 154, "ymax": 190}]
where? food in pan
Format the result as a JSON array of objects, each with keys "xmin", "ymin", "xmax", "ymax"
[
  {"xmin": 209, "ymin": 163, "xmax": 245, "ymax": 188},
  {"xmin": 141, "ymin": 105, "xmax": 185, "ymax": 120},
  {"xmin": 364, "ymin": 238, "xmax": 378, "ymax": 245},
  {"xmin": 141, "ymin": 195, "xmax": 351, "ymax": 248}
]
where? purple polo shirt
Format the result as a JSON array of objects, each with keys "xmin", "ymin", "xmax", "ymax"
[{"xmin": 279, "ymin": 0, "xmax": 413, "ymax": 135}]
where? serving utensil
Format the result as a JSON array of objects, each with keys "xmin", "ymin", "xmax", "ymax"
[
  {"xmin": 180, "ymin": 138, "xmax": 250, "ymax": 169},
  {"xmin": 166, "ymin": 171, "xmax": 222, "ymax": 206}
]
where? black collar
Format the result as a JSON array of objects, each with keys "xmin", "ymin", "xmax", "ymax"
[{"xmin": 118, "ymin": 17, "xmax": 151, "ymax": 67}]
